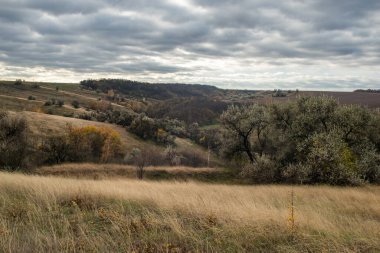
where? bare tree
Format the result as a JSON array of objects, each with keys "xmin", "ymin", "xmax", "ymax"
[{"xmin": 130, "ymin": 148, "xmax": 149, "ymax": 179}]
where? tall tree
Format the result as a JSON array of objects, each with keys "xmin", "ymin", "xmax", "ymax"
[{"xmin": 220, "ymin": 104, "xmax": 268, "ymax": 163}]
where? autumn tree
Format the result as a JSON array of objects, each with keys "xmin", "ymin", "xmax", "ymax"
[{"xmin": 42, "ymin": 125, "xmax": 124, "ymax": 164}]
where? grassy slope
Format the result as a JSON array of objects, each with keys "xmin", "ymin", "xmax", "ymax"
[
  {"xmin": 12, "ymin": 111, "xmax": 222, "ymax": 166},
  {"xmin": 16, "ymin": 111, "xmax": 146, "ymax": 151},
  {"xmin": 256, "ymin": 91, "xmax": 380, "ymax": 108},
  {"xmin": 0, "ymin": 80, "xmax": 223, "ymax": 166},
  {"xmin": 1, "ymin": 172, "xmax": 379, "ymax": 252},
  {"xmin": 0, "ymin": 81, "xmax": 124, "ymax": 115}
]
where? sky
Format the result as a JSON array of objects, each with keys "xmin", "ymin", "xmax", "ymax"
[{"xmin": 0, "ymin": 0, "xmax": 379, "ymax": 90}]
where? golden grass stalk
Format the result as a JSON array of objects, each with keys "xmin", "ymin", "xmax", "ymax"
[{"xmin": 1, "ymin": 172, "xmax": 379, "ymax": 233}]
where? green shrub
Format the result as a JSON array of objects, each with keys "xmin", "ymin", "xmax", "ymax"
[
  {"xmin": 71, "ymin": 100, "xmax": 80, "ymax": 108},
  {"xmin": 240, "ymin": 155, "xmax": 276, "ymax": 183},
  {"xmin": 221, "ymin": 96, "xmax": 380, "ymax": 185},
  {"xmin": 282, "ymin": 163, "xmax": 311, "ymax": 184}
]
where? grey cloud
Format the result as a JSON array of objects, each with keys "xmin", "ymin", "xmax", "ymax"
[{"xmin": 0, "ymin": 0, "xmax": 379, "ymax": 89}]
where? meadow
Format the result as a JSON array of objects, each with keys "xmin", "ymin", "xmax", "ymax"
[{"xmin": 1, "ymin": 172, "xmax": 379, "ymax": 252}]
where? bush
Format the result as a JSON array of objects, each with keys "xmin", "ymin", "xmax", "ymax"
[
  {"xmin": 40, "ymin": 135, "xmax": 69, "ymax": 164},
  {"xmin": 44, "ymin": 100, "xmax": 52, "ymax": 106},
  {"xmin": 240, "ymin": 155, "xmax": 277, "ymax": 183},
  {"xmin": 41, "ymin": 125, "xmax": 124, "ymax": 164},
  {"xmin": 28, "ymin": 96, "xmax": 36, "ymax": 100},
  {"xmin": 0, "ymin": 111, "xmax": 29, "ymax": 170},
  {"xmin": 57, "ymin": 100, "xmax": 64, "ymax": 107},
  {"xmin": 282, "ymin": 163, "xmax": 311, "ymax": 184},
  {"xmin": 354, "ymin": 144, "xmax": 380, "ymax": 183},
  {"xmin": 129, "ymin": 114, "xmax": 175, "ymax": 145},
  {"xmin": 14, "ymin": 79, "xmax": 23, "ymax": 85},
  {"xmin": 71, "ymin": 100, "xmax": 80, "ymax": 109},
  {"xmin": 297, "ymin": 130, "xmax": 362, "ymax": 185}
]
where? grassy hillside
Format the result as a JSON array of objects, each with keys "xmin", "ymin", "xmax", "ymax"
[
  {"xmin": 0, "ymin": 81, "xmax": 127, "ymax": 117},
  {"xmin": 13, "ymin": 111, "xmax": 223, "ymax": 167},
  {"xmin": 16, "ymin": 111, "xmax": 148, "ymax": 150},
  {"xmin": 1, "ymin": 172, "xmax": 379, "ymax": 252}
]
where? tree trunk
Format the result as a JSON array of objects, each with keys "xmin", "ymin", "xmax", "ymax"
[{"xmin": 243, "ymin": 137, "xmax": 255, "ymax": 163}]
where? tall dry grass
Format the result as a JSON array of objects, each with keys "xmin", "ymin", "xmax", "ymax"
[
  {"xmin": 35, "ymin": 163, "xmax": 223, "ymax": 180},
  {"xmin": 0, "ymin": 172, "xmax": 379, "ymax": 252}
]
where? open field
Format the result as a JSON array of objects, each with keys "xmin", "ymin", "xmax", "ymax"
[
  {"xmin": 0, "ymin": 172, "xmax": 379, "ymax": 252},
  {"xmin": 262, "ymin": 91, "xmax": 380, "ymax": 108}
]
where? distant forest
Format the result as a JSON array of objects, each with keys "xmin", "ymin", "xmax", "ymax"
[
  {"xmin": 354, "ymin": 89, "xmax": 380, "ymax": 93},
  {"xmin": 80, "ymin": 79, "xmax": 224, "ymax": 100},
  {"xmin": 80, "ymin": 79, "xmax": 235, "ymax": 124}
]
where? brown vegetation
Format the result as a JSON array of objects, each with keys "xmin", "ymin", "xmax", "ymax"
[{"xmin": 36, "ymin": 163, "xmax": 221, "ymax": 180}]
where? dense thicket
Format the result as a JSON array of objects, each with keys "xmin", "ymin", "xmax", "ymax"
[
  {"xmin": 78, "ymin": 108, "xmax": 182, "ymax": 145},
  {"xmin": 220, "ymin": 96, "xmax": 380, "ymax": 185},
  {"xmin": 41, "ymin": 126, "xmax": 124, "ymax": 164}
]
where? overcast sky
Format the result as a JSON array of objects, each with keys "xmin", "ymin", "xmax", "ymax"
[{"xmin": 0, "ymin": 0, "xmax": 379, "ymax": 90}]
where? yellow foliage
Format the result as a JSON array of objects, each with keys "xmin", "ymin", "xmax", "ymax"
[
  {"xmin": 156, "ymin": 128, "xmax": 166, "ymax": 138},
  {"xmin": 67, "ymin": 125, "xmax": 124, "ymax": 162},
  {"xmin": 107, "ymin": 89, "xmax": 115, "ymax": 98},
  {"xmin": 340, "ymin": 147, "xmax": 356, "ymax": 171}
]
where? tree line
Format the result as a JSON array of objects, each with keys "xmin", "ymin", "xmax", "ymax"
[{"xmin": 219, "ymin": 96, "xmax": 380, "ymax": 185}]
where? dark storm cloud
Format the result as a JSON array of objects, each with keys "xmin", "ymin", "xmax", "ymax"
[{"xmin": 0, "ymin": 0, "xmax": 379, "ymax": 89}]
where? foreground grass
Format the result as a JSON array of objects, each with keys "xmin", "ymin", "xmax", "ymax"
[{"xmin": 0, "ymin": 172, "xmax": 379, "ymax": 252}]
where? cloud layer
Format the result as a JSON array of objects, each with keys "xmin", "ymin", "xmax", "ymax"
[{"xmin": 0, "ymin": 0, "xmax": 379, "ymax": 90}]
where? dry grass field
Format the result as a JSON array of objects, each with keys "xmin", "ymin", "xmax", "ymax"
[
  {"xmin": 0, "ymin": 172, "xmax": 379, "ymax": 252},
  {"xmin": 35, "ymin": 163, "xmax": 227, "ymax": 181},
  {"xmin": 262, "ymin": 91, "xmax": 380, "ymax": 108}
]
